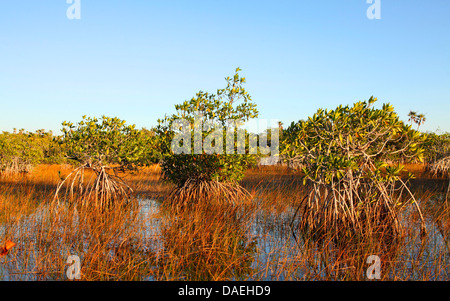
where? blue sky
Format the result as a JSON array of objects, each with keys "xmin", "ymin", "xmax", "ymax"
[{"xmin": 1, "ymin": 0, "xmax": 449, "ymax": 134}]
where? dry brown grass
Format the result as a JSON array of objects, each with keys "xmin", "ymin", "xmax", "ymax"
[{"xmin": 0, "ymin": 164, "xmax": 449, "ymax": 281}]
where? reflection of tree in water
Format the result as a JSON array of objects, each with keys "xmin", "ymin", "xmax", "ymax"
[
  {"xmin": 290, "ymin": 190, "xmax": 450, "ymax": 280},
  {"xmin": 158, "ymin": 203, "xmax": 256, "ymax": 281},
  {"xmin": 290, "ymin": 202, "xmax": 405, "ymax": 280}
]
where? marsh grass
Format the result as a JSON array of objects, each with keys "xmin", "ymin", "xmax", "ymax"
[
  {"xmin": 0, "ymin": 163, "xmax": 449, "ymax": 280},
  {"xmin": 154, "ymin": 201, "xmax": 257, "ymax": 280}
]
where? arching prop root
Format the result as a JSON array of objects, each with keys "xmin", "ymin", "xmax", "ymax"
[
  {"xmin": 428, "ymin": 156, "xmax": 450, "ymax": 202},
  {"xmin": 291, "ymin": 174, "xmax": 427, "ymax": 246},
  {"xmin": 53, "ymin": 163, "xmax": 133, "ymax": 210},
  {"xmin": 164, "ymin": 178, "xmax": 253, "ymax": 210}
]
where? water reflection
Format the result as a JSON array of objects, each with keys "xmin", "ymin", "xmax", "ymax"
[
  {"xmin": 150, "ymin": 201, "xmax": 257, "ymax": 280},
  {"xmin": 1, "ymin": 191, "xmax": 450, "ymax": 280}
]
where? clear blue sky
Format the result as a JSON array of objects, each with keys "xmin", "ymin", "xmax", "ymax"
[{"xmin": 1, "ymin": 0, "xmax": 449, "ymax": 134}]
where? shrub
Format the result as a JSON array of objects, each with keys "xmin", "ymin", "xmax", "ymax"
[
  {"xmin": 282, "ymin": 97, "xmax": 428, "ymax": 242},
  {"xmin": 157, "ymin": 68, "xmax": 259, "ymax": 206},
  {"xmin": 54, "ymin": 116, "xmax": 151, "ymax": 209},
  {"xmin": 0, "ymin": 129, "xmax": 53, "ymax": 175},
  {"xmin": 424, "ymin": 132, "xmax": 450, "ymax": 174}
]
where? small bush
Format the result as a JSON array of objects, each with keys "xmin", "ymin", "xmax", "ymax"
[
  {"xmin": 282, "ymin": 97, "xmax": 428, "ymax": 242},
  {"xmin": 157, "ymin": 68, "xmax": 259, "ymax": 206},
  {"xmin": 54, "ymin": 116, "xmax": 151, "ymax": 209}
]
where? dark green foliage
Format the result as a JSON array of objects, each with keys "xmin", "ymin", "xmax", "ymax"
[
  {"xmin": 282, "ymin": 97, "xmax": 428, "ymax": 241},
  {"xmin": 61, "ymin": 115, "xmax": 151, "ymax": 171},
  {"xmin": 0, "ymin": 129, "xmax": 64, "ymax": 174},
  {"xmin": 157, "ymin": 68, "xmax": 259, "ymax": 188}
]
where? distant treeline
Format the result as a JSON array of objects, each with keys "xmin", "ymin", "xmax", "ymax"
[
  {"xmin": 0, "ymin": 127, "xmax": 161, "ymax": 174},
  {"xmin": 0, "ymin": 125, "xmax": 448, "ymax": 175}
]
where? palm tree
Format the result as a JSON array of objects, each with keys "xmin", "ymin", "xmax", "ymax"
[
  {"xmin": 408, "ymin": 111, "xmax": 417, "ymax": 125},
  {"xmin": 416, "ymin": 113, "xmax": 426, "ymax": 128},
  {"xmin": 408, "ymin": 111, "xmax": 426, "ymax": 130}
]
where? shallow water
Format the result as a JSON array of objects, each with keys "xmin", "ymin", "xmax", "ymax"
[
  {"xmin": 138, "ymin": 196, "xmax": 450, "ymax": 280},
  {"xmin": 1, "ymin": 194, "xmax": 449, "ymax": 280}
]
